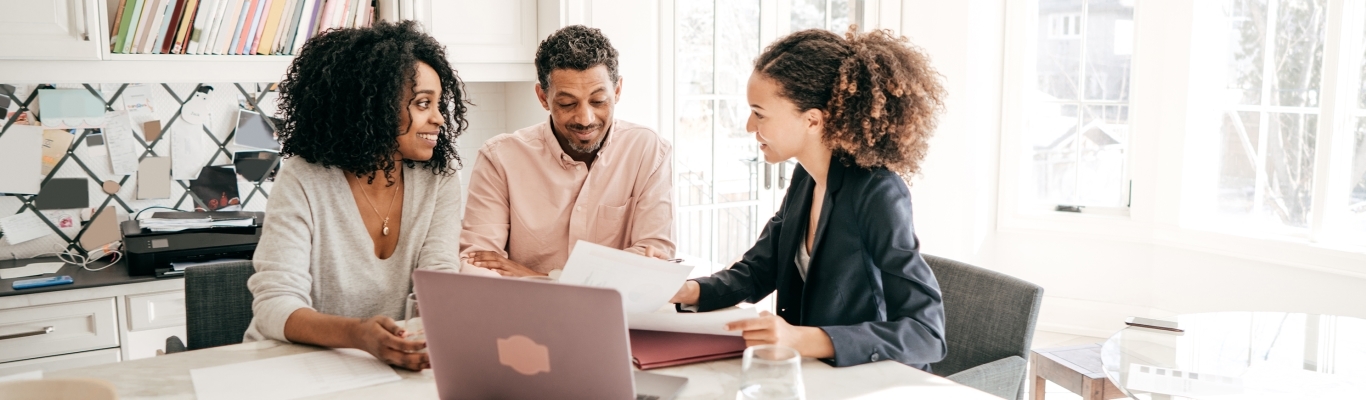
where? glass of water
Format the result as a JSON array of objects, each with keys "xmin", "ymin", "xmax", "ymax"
[
  {"xmin": 737, "ymin": 345, "xmax": 805, "ymax": 400},
  {"xmin": 403, "ymin": 293, "xmax": 425, "ymax": 346}
]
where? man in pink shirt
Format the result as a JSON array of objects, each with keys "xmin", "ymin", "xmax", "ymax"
[{"xmin": 460, "ymin": 25, "xmax": 675, "ymax": 277}]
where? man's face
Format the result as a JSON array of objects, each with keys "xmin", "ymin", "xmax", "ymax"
[{"xmin": 536, "ymin": 65, "xmax": 621, "ymax": 154}]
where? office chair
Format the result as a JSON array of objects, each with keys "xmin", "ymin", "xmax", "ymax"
[
  {"xmin": 925, "ymin": 254, "xmax": 1044, "ymax": 400},
  {"xmin": 165, "ymin": 260, "xmax": 256, "ymax": 353}
]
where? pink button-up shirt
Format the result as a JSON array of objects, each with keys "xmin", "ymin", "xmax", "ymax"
[{"xmin": 460, "ymin": 119, "xmax": 675, "ymax": 274}]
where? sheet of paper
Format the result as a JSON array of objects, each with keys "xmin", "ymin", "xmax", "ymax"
[
  {"xmin": 137, "ymin": 157, "xmax": 172, "ymax": 199},
  {"xmin": 0, "ymin": 212, "xmax": 52, "ymax": 245},
  {"xmin": 0, "ymin": 370, "xmax": 42, "ymax": 383},
  {"xmin": 121, "ymin": 83, "xmax": 155, "ymax": 119},
  {"xmin": 40, "ymin": 129, "xmax": 75, "ymax": 175},
  {"xmin": 0, "ymin": 262, "xmax": 65, "ymax": 280},
  {"xmin": 171, "ymin": 121, "xmax": 210, "ymax": 180},
  {"xmin": 37, "ymin": 89, "xmax": 105, "ymax": 128},
  {"xmin": 103, "ymin": 110, "xmax": 141, "ymax": 175},
  {"xmin": 558, "ymin": 240, "xmax": 693, "ymax": 314},
  {"xmin": 628, "ymin": 307, "xmax": 760, "ymax": 336},
  {"xmin": 170, "ymin": 258, "xmax": 248, "ymax": 271},
  {"xmin": 189, "ymin": 348, "xmax": 401, "ymax": 400},
  {"xmin": 0, "ymin": 125, "xmax": 43, "ymax": 194}
]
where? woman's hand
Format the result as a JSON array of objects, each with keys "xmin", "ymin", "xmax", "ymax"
[
  {"xmin": 465, "ymin": 251, "xmax": 544, "ymax": 277},
  {"xmin": 669, "ymin": 280, "xmax": 700, "ymax": 305},
  {"xmin": 348, "ymin": 316, "xmax": 429, "ymax": 371},
  {"xmin": 725, "ymin": 311, "xmax": 835, "ymax": 359}
]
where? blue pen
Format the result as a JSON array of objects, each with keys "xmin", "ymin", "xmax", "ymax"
[{"xmin": 12, "ymin": 275, "xmax": 74, "ymax": 290}]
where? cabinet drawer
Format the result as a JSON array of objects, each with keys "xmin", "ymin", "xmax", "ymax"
[
  {"xmin": 126, "ymin": 290, "xmax": 185, "ymax": 332},
  {"xmin": 0, "ymin": 298, "xmax": 119, "ymax": 364},
  {"xmin": 0, "ymin": 348, "xmax": 120, "ymax": 377}
]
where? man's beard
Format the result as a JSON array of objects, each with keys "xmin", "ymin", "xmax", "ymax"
[{"xmin": 563, "ymin": 123, "xmax": 606, "ymax": 153}]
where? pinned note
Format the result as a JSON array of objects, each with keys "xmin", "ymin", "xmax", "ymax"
[
  {"xmin": 121, "ymin": 83, "xmax": 155, "ymax": 118},
  {"xmin": 0, "ymin": 212, "xmax": 52, "ymax": 245},
  {"xmin": 0, "ymin": 125, "xmax": 42, "ymax": 194},
  {"xmin": 35, "ymin": 178, "xmax": 90, "ymax": 210},
  {"xmin": 103, "ymin": 110, "xmax": 142, "ymax": 176},
  {"xmin": 37, "ymin": 89, "xmax": 106, "ymax": 128},
  {"xmin": 137, "ymin": 157, "xmax": 172, "ymax": 199},
  {"xmin": 143, "ymin": 120, "xmax": 163, "ymax": 142},
  {"xmin": 171, "ymin": 122, "xmax": 210, "ymax": 180},
  {"xmin": 40, "ymin": 129, "xmax": 74, "ymax": 176}
]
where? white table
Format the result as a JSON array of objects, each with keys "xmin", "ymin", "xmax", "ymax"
[{"xmin": 47, "ymin": 339, "xmax": 998, "ymax": 399}]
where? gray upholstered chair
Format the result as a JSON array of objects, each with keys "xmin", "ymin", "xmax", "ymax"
[
  {"xmin": 165, "ymin": 260, "xmax": 256, "ymax": 353},
  {"xmin": 925, "ymin": 254, "xmax": 1044, "ymax": 400}
]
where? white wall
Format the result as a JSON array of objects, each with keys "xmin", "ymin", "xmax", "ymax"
[{"xmin": 900, "ymin": 0, "xmax": 1366, "ymax": 338}]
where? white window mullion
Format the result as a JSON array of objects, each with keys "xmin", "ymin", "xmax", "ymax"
[
  {"xmin": 1252, "ymin": 0, "xmax": 1280, "ymax": 221},
  {"xmin": 1311, "ymin": 0, "xmax": 1366, "ymax": 242}
]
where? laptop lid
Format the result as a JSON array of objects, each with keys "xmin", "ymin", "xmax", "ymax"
[{"xmin": 413, "ymin": 270, "xmax": 638, "ymax": 400}]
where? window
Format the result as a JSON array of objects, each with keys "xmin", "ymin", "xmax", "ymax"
[{"xmin": 1023, "ymin": 0, "xmax": 1135, "ymax": 210}]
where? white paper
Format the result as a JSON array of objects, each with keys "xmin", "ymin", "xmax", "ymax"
[
  {"xmin": 558, "ymin": 241, "xmax": 693, "ymax": 314},
  {"xmin": 0, "ymin": 262, "xmax": 65, "ymax": 280},
  {"xmin": 0, "ymin": 125, "xmax": 43, "ymax": 194},
  {"xmin": 102, "ymin": 110, "xmax": 141, "ymax": 176},
  {"xmin": 190, "ymin": 348, "xmax": 400, "ymax": 400},
  {"xmin": 628, "ymin": 307, "xmax": 760, "ymax": 336},
  {"xmin": 122, "ymin": 83, "xmax": 155, "ymax": 119},
  {"xmin": 171, "ymin": 121, "xmax": 209, "ymax": 180},
  {"xmin": 171, "ymin": 258, "xmax": 248, "ymax": 271},
  {"xmin": 0, "ymin": 212, "xmax": 52, "ymax": 245},
  {"xmin": 0, "ymin": 370, "xmax": 42, "ymax": 383}
]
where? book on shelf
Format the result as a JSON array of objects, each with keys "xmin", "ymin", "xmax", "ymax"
[
  {"xmin": 254, "ymin": 0, "xmax": 287, "ymax": 55},
  {"xmin": 152, "ymin": 0, "xmax": 181, "ymax": 54},
  {"xmin": 132, "ymin": 0, "xmax": 162, "ymax": 53},
  {"xmin": 112, "ymin": 0, "xmax": 143, "ymax": 53},
  {"xmin": 186, "ymin": 0, "xmax": 217, "ymax": 54},
  {"xmin": 172, "ymin": 0, "xmax": 201, "ymax": 54},
  {"xmin": 109, "ymin": 0, "xmax": 366, "ymax": 54}
]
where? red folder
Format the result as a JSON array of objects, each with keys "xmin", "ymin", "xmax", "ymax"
[{"xmin": 629, "ymin": 329, "xmax": 747, "ymax": 370}]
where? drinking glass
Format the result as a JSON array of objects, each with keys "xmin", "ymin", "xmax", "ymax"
[
  {"xmin": 736, "ymin": 345, "xmax": 805, "ymax": 400},
  {"xmin": 403, "ymin": 293, "xmax": 425, "ymax": 347}
]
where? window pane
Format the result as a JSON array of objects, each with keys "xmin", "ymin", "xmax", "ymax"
[
  {"xmin": 1038, "ymin": 0, "xmax": 1084, "ymax": 100},
  {"xmin": 676, "ymin": 99, "xmax": 714, "ymax": 206},
  {"xmin": 1218, "ymin": 111, "xmax": 1261, "ymax": 215},
  {"xmin": 716, "ymin": 1, "xmax": 760, "ymax": 96},
  {"xmin": 1075, "ymin": 105, "xmax": 1129, "ymax": 205},
  {"xmin": 1349, "ymin": 118, "xmax": 1366, "ymax": 220},
  {"xmin": 676, "ymin": 0, "xmax": 715, "ymax": 95},
  {"xmin": 1029, "ymin": 102, "xmax": 1081, "ymax": 205},
  {"xmin": 790, "ymin": 0, "xmax": 827, "ymax": 32},
  {"xmin": 1262, "ymin": 112, "xmax": 1316, "ymax": 228},
  {"xmin": 1270, "ymin": 0, "xmax": 1325, "ymax": 108},
  {"xmin": 1360, "ymin": 27, "xmax": 1366, "ymax": 109},
  {"xmin": 1084, "ymin": 0, "xmax": 1133, "ymax": 101},
  {"xmin": 717, "ymin": 99, "xmax": 758, "ymax": 202},
  {"xmin": 828, "ymin": 0, "xmax": 850, "ymax": 33},
  {"xmin": 1225, "ymin": 0, "xmax": 1267, "ymax": 106}
]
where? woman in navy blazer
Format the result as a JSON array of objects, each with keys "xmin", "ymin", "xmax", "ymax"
[{"xmin": 670, "ymin": 28, "xmax": 948, "ymax": 370}]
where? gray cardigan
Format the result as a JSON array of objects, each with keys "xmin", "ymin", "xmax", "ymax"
[{"xmin": 245, "ymin": 158, "xmax": 462, "ymax": 342}]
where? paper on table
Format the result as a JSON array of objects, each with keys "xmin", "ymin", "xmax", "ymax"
[
  {"xmin": 102, "ymin": 110, "xmax": 141, "ymax": 175},
  {"xmin": 40, "ymin": 129, "xmax": 75, "ymax": 175},
  {"xmin": 0, "ymin": 212, "xmax": 52, "ymax": 245},
  {"xmin": 171, "ymin": 120, "xmax": 209, "ymax": 180},
  {"xmin": 37, "ymin": 89, "xmax": 106, "ymax": 129},
  {"xmin": 0, "ymin": 370, "xmax": 42, "ymax": 383},
  {"xmin": 189, "ymin": 348, "xmax": 401, "ymax": 400},
  {"xmin": 0, "ymin": 125, "xmax": 42, "ymax": 194},
  {"xmin": 628, "ymin": 307, "xmax": 760, "ymax": 336},
  {"xmin": 0, "ymin": 262, "xmax": 65, "ymax": 280},
  {"xmin": 558, "ymin": 240, "xmax": 693, "ymax": 314}
]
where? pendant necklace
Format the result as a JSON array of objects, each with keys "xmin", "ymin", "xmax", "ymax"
[{"xmin": 357, "ymin": 176, "xmax": 401, "ymax": 236}]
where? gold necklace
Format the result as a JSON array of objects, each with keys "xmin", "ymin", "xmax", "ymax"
[{"xmin": 355, "ymin": 175, "xmax": 401, "ymax": 236}]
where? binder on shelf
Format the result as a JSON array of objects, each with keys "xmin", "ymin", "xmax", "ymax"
[{"xmin": 628, "ymin": 330, "xmax": 746, "ymax": 370}]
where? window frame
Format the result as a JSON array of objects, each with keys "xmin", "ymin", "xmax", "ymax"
[{"xmin": 999, "ymin": 0, "xmax": 1366, "ymax": 272}]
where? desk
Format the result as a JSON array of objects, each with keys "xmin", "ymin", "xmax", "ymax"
[
  {"xmin": 47, "ymin": 339, "xmax": 998, "ymax": 399},
  {"xmin": 1100, "ymin": 312, "xmax": 1366, "ymax": 399}
]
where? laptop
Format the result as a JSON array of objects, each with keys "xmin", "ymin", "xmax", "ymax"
[{"xmin": 412, "ymin": 269, "xmax": 689, "ymax": 400}]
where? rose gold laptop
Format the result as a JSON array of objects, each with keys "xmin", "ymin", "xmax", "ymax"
[{"xmin": 412, "ymin": 269, "xmax": 688, "ymax": 400}]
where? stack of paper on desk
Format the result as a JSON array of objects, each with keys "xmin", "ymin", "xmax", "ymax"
[{"xmin": 139, "ymin": 212, "xmax": 256, "ymax": 232}]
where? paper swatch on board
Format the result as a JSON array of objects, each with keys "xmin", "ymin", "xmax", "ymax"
[
  {"xmin": 137, "ymin": 157, "xmax": 172, "ymax": 199},
  {"xmin": 171, "ymin": 121, "xmax": 212, "ymax": 180},
  {"xmin": 121, "ymin": 83, "xmax": 155, "ymax": 120},
  {"xmin": 0, "ymin": 125, "xmax": 43, "ymax": 194},
  {"xmin": 40, "ymin": 129, "xmax": 75, "ymax": 175},
  {"xmin": 35, "ymin": 178, "xmax": 89, "ymax": 210},
  {"xmin": 37, "ymin": 89, "xmax": 106, "ymax": 128}
]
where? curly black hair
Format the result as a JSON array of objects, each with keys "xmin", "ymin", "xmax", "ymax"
[
  {"xmin": 534, "ymin": 25, "xmax": 620, "ymax": 89},
  {"xmin": 755, "ymin": 28, "xmax": 945, "ymax": 178},
  {"xmin": 276, "ymin": 20, "xmax": 468, "ymax": 185}
]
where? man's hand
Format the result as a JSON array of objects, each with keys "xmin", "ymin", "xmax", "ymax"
[
  {"xmin": 348, "ymin": 316, "xmax": 429, "ymax": 371},
  {"xmin": 464, "ymin": 251, "xmax": 544, "ymax": 277},
  {"xmin": 725, "ymin": 311, "xmax": 834, "ymax": 359}
]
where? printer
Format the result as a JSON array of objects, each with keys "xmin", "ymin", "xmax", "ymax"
[{"xmin": 120, "ymin": 211, "xmax": 265, "ymax": 277}]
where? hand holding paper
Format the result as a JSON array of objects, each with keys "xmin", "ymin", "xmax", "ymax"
[{"xmin": 558, "ymin": 241, "xmax": 692, "ymax": 314}]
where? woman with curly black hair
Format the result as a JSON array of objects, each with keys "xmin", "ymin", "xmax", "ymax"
[
  {"xmin": 245, "ymin": 20, "xmax": 468, "ymax": 371},
  {"xmin": 671, "ymin": 28, "xmax": 949, "ymax": 370}
]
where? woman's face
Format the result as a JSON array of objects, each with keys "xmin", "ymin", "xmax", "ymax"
[
  {"xmin": 745, "ymin": 73, "xmax": 822, "ymax": 164},
  {"xmin": 395, "ymin": 61, "xmax": 445, "ymax": 162}
]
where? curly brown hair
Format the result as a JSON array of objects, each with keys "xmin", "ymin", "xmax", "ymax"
[{"xmin": 754, "ymin": 27, "xmax": 944, "ymax": 178}]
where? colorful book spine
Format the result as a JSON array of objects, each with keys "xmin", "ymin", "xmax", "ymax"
[
  {"xmin": 113, "ymin": 0, "xmax": 144, "ymax": 53},
  {"xmin": 140, "ymin": 0, "xmax": 171, "ymax": 53},
  {"xmin": 230, "ymin": 0, "xmax": 260, "ymax": 54},
  {"xmin": 238, "ymin": 0, "xmax": 267, "ymax": 54},
  {"xmin": 171, "ymin": 0, "xmax": 201, "ymax": 54},
  {"xmin": 156, "ymin": 0, "xmax": 187, "ymax": 54},
  {"xmin": 254, "ymin": 0, "xmax": 287, "ymax": 55},
  {"xmin": 110, "ymin": 0, "xmax": 128, "ymax": 45},
  {"xmin": 215, "ymin": 0, "xmax": 248, "ymax": 54},
  {"xmin": 132, "ymin": 0, "xmax": 163, "ymax": 53},
  {"xmin": 187, "ymin": 0, "xmax": 219, "ymax": 54},
  {"xmin": 292, "ymin": 0, "xmax": 323, "ymax": 54}
]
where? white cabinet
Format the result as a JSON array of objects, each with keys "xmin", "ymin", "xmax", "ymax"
[
  {"xmin": 0, "ymin": 0, "xmax": 105, "ymax": 60},
  {"xmin": 427, "ymin": 0, "xmax": 538, "ymax": 64}
]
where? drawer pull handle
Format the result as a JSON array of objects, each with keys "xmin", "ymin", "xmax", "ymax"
[{"xmin": 0, "ymin": 326, "xmax": 55, "ymax": 341}]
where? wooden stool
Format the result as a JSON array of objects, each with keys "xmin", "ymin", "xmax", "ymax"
[{"xmin": 1031, "ymin": 344, "xmax": 1125, "ymax": 400}]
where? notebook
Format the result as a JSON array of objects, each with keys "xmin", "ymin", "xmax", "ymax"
[{"xmin": 628, "ymin": 330, "xmax": 746, "ymax": 370}]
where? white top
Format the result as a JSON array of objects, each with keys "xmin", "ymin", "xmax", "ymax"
[
  {"xmin": 796, "ymin": 230, "xmax": 812, "ymax": 281},
  {"xmin": 244, "ymin": 158, "xmax": 463, "ymax": 342}
]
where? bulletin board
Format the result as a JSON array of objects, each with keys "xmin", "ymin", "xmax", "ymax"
[{"xmin": 0, "ymin": 82, "xmax": 279, "ymax": 256}]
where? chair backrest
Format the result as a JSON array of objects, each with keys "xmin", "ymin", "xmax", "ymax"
[
  {"xmin": 0, "ymin": 378, "xmax": 118, "ymax": 400},
  {"xmin": 184, "ymin": 260, "xmax": 255, "ymax": 350},
  {"xmin": 925, "ymin": 254, "xmax": 1043, "ymax": 377}
]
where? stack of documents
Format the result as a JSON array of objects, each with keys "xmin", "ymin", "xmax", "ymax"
[{"xmin": 139, "ymin": 212, "xmax": 256, "ymax": 232}]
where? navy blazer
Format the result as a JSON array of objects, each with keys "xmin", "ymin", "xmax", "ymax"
[{"xmin": 691, "ymin": 156, "xmax": 947, "ymax": 369}]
